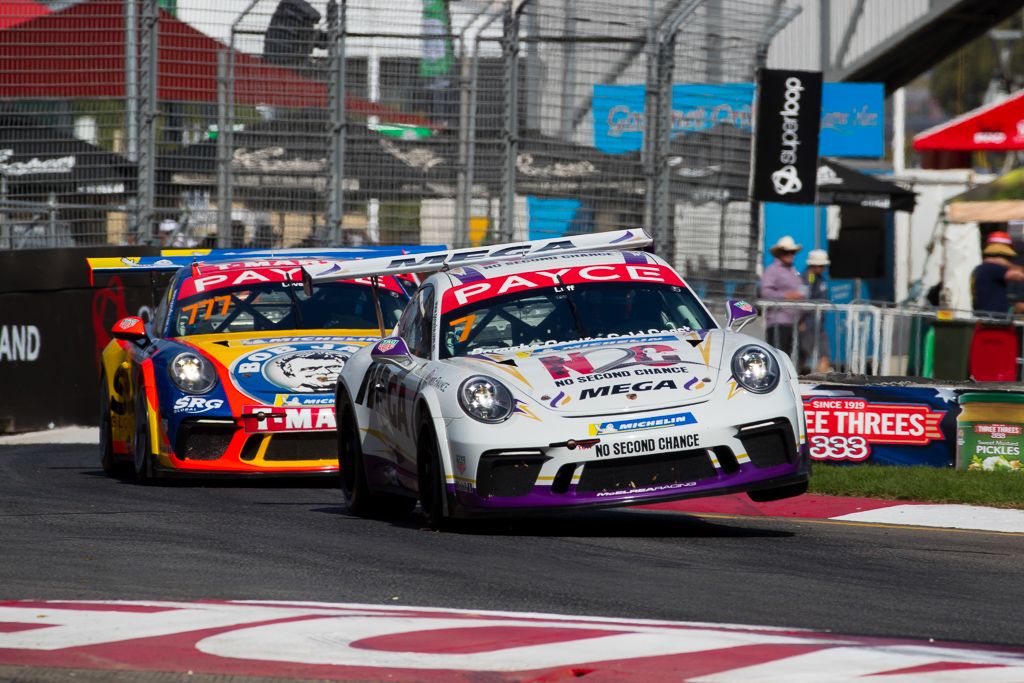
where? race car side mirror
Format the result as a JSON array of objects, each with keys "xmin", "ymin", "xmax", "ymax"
[
  {"xmin": 111, "ymin": 316, "xmax": 149, "ymax": 343},
  {"xmin": 725, "ymin": 300, "xmax": 758, "ymax": 333},
  {"xmin": 371, "ymin": 336, "xmax": 413, "ymax": 364}
]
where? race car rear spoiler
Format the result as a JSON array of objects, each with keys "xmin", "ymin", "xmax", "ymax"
[
  {"xmin": 86, "ymin": 246, "xmax": 444, "ymax": 286},
  {"xmin": 301, "ymin": 229, "xmax": 653, "ymax": 290}
]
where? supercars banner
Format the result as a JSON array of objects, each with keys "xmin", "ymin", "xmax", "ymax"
[{"xmin": 750, "ymin": 68, "xmax": 822, "ymax": 205}]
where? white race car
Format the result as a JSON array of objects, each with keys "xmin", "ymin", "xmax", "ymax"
[{"xmin": 304, "ymin": 230, "xmax": 810, "ymax": 527}]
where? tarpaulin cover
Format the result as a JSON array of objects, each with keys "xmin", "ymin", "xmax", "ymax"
[
  {"xmin": 945, "ymin": 167, "xmax": 1024, "ymax": 223},
  {"xmin": 913, "ymin": 90, "xmax": 1024, "ymax": 152},
  {"xmin": 816, "ymin": 158, "xmax": 917, "ymax": 212}
]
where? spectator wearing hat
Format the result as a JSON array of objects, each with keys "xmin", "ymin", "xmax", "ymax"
[
  {"xmin": 971, "ymin": 231, "xmax": 1024, "ymax": 315},
  {"xmin": 801, "ymin": 249, "xmax": 831, "ymax": 373},
  {"xmin": 759, "ymin": 235, "xmax": 808, "ymax": 359}
]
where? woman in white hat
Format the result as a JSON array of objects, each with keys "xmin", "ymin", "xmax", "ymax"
[
  {"xmin": 759, "ymin": 235, "xmax": 807, "ymax": 358},
  {"xmin": 801, "ymin": 249, "xmax": 831, "ymax": 373}
]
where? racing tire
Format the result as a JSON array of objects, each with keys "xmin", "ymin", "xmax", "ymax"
[
  {"xmin": 99, "ymin": 379, "xmax": 122, "ymax": 476},
  {"xmin": 417, "ymin": 421, "xmax": 453, "ymax": 530},
  {"xmin": 132, "ymin": 381, "xmax": 157, "ymax": 484},
  {"xmin": 337, "ymin": 403, "xmax": 415, "ymax": 519},
  {"xmin": 747, "ymin": 480, "xmax": 808, "ymax": 503}
]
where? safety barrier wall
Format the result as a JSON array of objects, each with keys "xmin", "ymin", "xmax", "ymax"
[{"xmin": 0, "ymin": 247, "xmax": 159, "ymax": 432}]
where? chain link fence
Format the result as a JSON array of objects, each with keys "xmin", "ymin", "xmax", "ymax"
[{"xmin": 0, "ymin": 0, "xmax": 798, "ymax": 295}]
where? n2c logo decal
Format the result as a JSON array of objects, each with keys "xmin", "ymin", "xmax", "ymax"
[
  {"xmin": 803, "ymin": 397, "xmax": 946, "ymax": 462},
  {"xmin": 541, "ymin": 344, "xmax": 686, "ymax": 383}
]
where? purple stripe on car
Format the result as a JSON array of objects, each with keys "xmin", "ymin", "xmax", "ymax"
[
  {"xmin": 451, "ymin": 460, "xmax": 802, "ymax": 509},
  {"xmin": 622, "ymin": 250, "xmax": 648, "ymax": 265},
  {"xmin": 451, "ymin": 267, "xmax": 485, "ymax": 284},
  {"xmin": 611, "ymin": 230, "xmax": 635, "ymax": 243}
]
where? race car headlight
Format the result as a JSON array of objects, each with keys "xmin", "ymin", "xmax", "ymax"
[
  {"xmin": 169, "ymin": 352, "xmax": 218, "ymax": 394},
  {"xmin": 459, "ymin": 376, "xmax": 514, "ymax": 424},
  {"xmin": 731, "ymin": 345, "xmax": 780, "ymax": 394}
]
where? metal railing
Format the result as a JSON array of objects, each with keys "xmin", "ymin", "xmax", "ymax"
[{"xmin": 733, "ymin": 299, "xmax": 1024, "ymax": 379}]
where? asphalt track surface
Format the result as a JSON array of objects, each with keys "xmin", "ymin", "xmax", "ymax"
[{"xmin": 2, "ymin": 443, "xmax": 1023, "ymax": 654}]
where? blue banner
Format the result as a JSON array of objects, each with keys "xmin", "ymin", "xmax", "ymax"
[
  {"xmin": 593, "ymin": 83, "xmax": 754, "ymax": 154},
  {"xmin": 593, "ymin": 82, "xmax": 883, "ymax": 158},
  {"xmin": 820, "ymin": 82, "xmax": 885, "ymax": 158},
  {"xmin": 527, "ymin": 197, "xmax": 581, "ymax": 240}
]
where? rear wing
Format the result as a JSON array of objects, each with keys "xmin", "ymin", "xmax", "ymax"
[
  {"xmin": 302, "ymin": 229, "xmax": 653, "ymax": 289},
  {"xmin": 87, "ymin": 246, "xmax": 444, "ymax": 285}
]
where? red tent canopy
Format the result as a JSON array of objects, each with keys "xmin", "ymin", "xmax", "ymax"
[
  {"xmin": 913, "ymin": 91, "xmax": 1024, "ymax": 152},
  {"xmin": 0, "ymin": 0, "xmax": 435, "ymax": 127},
  {"xmin": 0, "ymin": 1, "xmax": 49, "ymax": 31}
]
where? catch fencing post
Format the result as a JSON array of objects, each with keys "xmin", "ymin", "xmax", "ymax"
[
  {"xmin": 499, "ymin": 0, "xmax": 531, "ymax": 243},
  {"xmin": 326, "ymin": 0, "xmax": 346, "ymax": 247},
  {"xmin": 456, "ymin": 5, "xmax": 502, "ymax": 249},
  {"xmin": 216, "ymin": 49, "xmax": 232, "ymax": 249},
  {"xmin": 644, "ymin": 0, "xmax": 704, "ymax": 264},
  {"xmin": 136, "ymin": 0, "xmax": 158, "ymax": 245}
]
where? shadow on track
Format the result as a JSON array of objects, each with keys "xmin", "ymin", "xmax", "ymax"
[
  {"xmin": 313, "ymin": 504, "xmax": 793, "ymax": 539},
  {"xmin": 78, "ymin": 467, "xmax": 337, "ymax": 489}
]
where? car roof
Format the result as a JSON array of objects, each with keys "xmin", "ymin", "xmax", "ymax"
[
  {"xmin": 171, "ymin": 259, "xmax": 406, "ymax": 298},
  {"xmin": 428, "ymin": 250, "xmax": 672, "ymax": 290}
]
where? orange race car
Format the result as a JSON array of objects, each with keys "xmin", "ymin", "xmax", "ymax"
[{"xmin": 91, "ymin": 247, "xmax": 437, "ymax": 480}]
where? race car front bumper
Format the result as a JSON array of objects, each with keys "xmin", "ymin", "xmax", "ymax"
[
  {"xmin": 153, "ymin": 416, "xmax": 339, "ymax": 475},
  {"xmin": 443, "ymin": 400, "xmax": 809, "ymax": 515}
]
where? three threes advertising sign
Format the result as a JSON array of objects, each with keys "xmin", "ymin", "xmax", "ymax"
[{"xmin": 804, "ymin": 397, "xmax": 946, "ymax": 462}]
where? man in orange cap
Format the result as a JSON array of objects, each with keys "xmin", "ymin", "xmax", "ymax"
[{"xmin": 971, "ymin": 231, "xmax": 1024, "ymax": 314}]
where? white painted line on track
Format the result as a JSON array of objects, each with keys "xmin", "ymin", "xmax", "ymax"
[
  {"xmin": 0, "ymin": 426, "xmax": 99, "ymax": 445},
  {"xmin": 832, "ymin": 504, "xmax": 1024, "ymax": 534},
  {"xmin": 1, "ymin": 600, "xmax": 1023, "ymax": 681}
]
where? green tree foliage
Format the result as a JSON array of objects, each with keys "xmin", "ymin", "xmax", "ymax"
[{"xmin": 930, "ymin": 13, "xmax": 1024, "ymax": 116}]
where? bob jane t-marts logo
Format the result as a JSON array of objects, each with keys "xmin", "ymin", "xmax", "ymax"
[{"xmin": 751, "ymin": 69, "xmax": 822, "ymax": 205}]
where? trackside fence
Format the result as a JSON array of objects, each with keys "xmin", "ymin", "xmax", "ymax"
[
  {"xmin": 0, "ymin": 0, "xmax": 799, "ymax": 296},
  {"xmin": 733, "ymin": 299, "xmax": 1024, "ymax": 380}
]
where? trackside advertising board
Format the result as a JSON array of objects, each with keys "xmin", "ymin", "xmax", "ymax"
[
  {"xmin": 0, "ymin": 247, "xmax": 160, "ymax": 431},
  {"xmin": 750, "ymin": 68, "xmax": 823, "ymax": 205},
  {"xmin": 800, "ymin": 383, "xmax": 1024, "ymax": 470},
  {"xmin": 802, "ymin": 384, "xmax": 957, "ymax": 467},
  {"xmin": 592, "ymin": 81, "xmax": 880, "ymax": 156}
]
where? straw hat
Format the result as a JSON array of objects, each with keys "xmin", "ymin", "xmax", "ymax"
[
  {"xmin": 983, "ymin": 231, "xmax": 1017, "ymax": 258},
  {"xmin": 983, "ymin": 243, "xmax": 1017, "ymax": 258},
  {"xmin": 769, "ymin": 235, "xmax": 802, "ymax": 257},
  {"xmin": 806, "ymin": 249, "xmax": 830, "ymax": 266}
]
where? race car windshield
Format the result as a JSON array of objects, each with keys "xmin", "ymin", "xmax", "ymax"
[
  {"xmin": 440, "ymin": 282, "xmax": 714, "ymax": 358},
  {"xmin": 171, "ymin": 281, "xmax": 406, "ymax": 337}
]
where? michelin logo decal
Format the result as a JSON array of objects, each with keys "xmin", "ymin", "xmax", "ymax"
[{"xmin": 589, "ymin": 411, "xmax": 697, "ymax": 436}]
